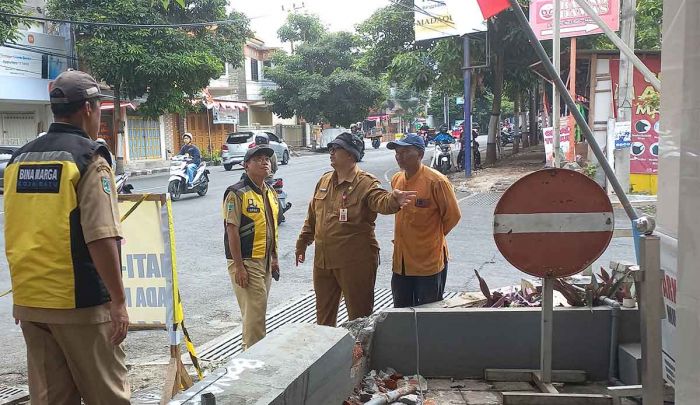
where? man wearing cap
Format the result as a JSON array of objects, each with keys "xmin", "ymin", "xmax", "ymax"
[
  {"xmin": 223, "ymin": 145, "xmax": 280, "ymax": 349},
  {"xmin": 179, "ymin": 132, "xmax": 201, "ymax": 185},
  {"xmin": 295, "ymin": 133, "xmax": 416, "ymax": 326},
  {"xmin": 4, "ymin": 70, "xmax": 130, "ymax": 403},
  {"xmin": 388, "ymin": 134, "xmax": 461, "ymax": 307}
]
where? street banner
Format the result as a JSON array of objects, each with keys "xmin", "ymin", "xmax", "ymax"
[
  {"xmin": 528, "ymin": 0, "xmax": 620, "ymax": 41},
  {"xmin": 609, "ymin": 55, "xmax": 661, "ymax": 174},
  {"xmin": 119, "ymin": 195, "xmax": 177, "ymax": 327},
  {"xmin": 543, "ymin": 124, "xmax": 571, "ymax": 166},
  {"xmin": 414, "ymin": 0, "xmax": 491, "ymax": 41}
]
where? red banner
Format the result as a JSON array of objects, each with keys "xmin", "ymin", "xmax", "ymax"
[{"xmin": 609, "ymin": 55, "xmax": 661, "ymax": 174}]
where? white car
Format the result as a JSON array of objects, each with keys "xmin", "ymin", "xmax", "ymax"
[{"xmin": 221, "ymin": 131, "xmax": 290, "ymax": 171}]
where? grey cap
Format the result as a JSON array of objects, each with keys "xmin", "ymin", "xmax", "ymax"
[
  {"xmin": 244, "ymin": 145, "xmax": 275, "ymax": 162},
  {"xmin": 49, "ymin": 69, "xmax": 114, "ymax": 104}
]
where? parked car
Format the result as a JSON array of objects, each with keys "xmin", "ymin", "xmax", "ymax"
[
  {"xmin": 221, "ymin": 131, "xmax": 290, "ymax": 171},
  {"xmin": 0, "ymin": 146, "xmax": 20, "ymax": 193}
]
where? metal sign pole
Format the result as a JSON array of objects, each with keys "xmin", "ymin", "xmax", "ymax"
[
  {"xmin": 552, "ymin": 0, "xmax": 561, "ymax": 168},
  {"xmin": 540, "ymin": 278, "xmax": 554, "ymax": 383}
]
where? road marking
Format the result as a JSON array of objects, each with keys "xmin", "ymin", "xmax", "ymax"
[
  {"xmin": 383, "ymin": 168, "xmax": 397, "ymax": 183},
  {"xmin": 457, "ymin": 194, "xmax": 476, "ymax": 204},
  {"xmin": 493, "ymin": 212, "xmax": 614, "ymax": 234}
]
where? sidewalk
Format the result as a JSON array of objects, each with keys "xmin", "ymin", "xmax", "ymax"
[{"xmin": 451, "ymin": 144, "xmax": 546, "ymax": 193}]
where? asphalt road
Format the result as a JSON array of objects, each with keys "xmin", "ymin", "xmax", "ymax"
[{"xmin": 0, "ymin": 141, "xmax": 636, "ymax": 386}]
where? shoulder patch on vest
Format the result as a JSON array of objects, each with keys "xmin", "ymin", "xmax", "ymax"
[
  {"xmin": 101, "ymin": 177, "xmax": 111, "ymax": 195},
  {"xmin": 16, "ymin": 164, "xmax": 62, "ymax": 193}
]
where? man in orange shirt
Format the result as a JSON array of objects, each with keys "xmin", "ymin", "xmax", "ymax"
[{"xmin": 388, "ymin": 134, "xmax": 462, "ymax": 307}]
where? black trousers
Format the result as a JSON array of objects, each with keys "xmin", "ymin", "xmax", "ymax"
[{"xmin": 391, "ymin": 263, "xmax": 448, "ymax": 308}]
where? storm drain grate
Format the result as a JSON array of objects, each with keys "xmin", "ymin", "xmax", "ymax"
[
  {"xmin": 462, "ymin": 192, "xmax": 503, "ymax": 207},
  {"xmin": 0, "ymin": 385, "xmax": 29, "ymax": 404},
  {"xmin": 197, "ymin": 288, "xmax": 458, "ymax": 362}
]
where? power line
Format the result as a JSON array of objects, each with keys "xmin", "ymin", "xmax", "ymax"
[
  {"xmin": 0, "ymin": 11, "xmax": 259, "ymax": 29},
  {"xmin": 2, "ymin": 42, "xmax": 78, "ymax": 61}
]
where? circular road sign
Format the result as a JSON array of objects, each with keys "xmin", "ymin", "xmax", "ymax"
[{"xmin": 493, "ymin": 169, "xmax": 614, "ymax": 278}]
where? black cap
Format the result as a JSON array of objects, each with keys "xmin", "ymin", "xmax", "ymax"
[
  {"xmin": 244, "ymin": 145, "xmax": 275, "ymax": 162},
  {"xmin": 49, "ymin": 69, "xmax": 113, "ymax": 104},
  {"xmin": 327, "ymin": 132, "xmax": 363, "ymax": 162}
]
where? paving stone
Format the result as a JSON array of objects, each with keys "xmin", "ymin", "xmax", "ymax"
[
  {"xmin": 461, "ymin": 390, "xmax": 502, "ymax": 405},
  {"xmin": 491, "ymin": 381, "xmax": 536, "ymax": 391}
]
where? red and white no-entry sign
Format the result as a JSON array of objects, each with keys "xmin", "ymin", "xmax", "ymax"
[{"xmin": 493, "ymin": 169, "xmax": 614, "ymax": 278}]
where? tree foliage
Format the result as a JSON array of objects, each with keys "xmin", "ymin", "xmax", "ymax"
[
  {"xmin": 355, "ymin": 0, "xmax": 414, "ymax": 76},
  {"xmin": 46, "ymin": 0, "xmax": 250, "ymax": 117},
  {"xmin": 0, "ymin": 0, "xmax": 27, "ymax": 44},
  {"xmin": 277, "ymin": 13, "xmax": 324, "ymax": 48},
  {"xmin": 264, "ymin": 29, "xmax": 383, "ymax": 126}
]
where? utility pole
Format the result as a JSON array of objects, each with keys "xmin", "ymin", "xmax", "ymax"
[
  {"xmin": 552, "ymin": 0, "xmax": 561, "ymax": 168},
  {"xmin": 462, "ymin": 35, "xmax": 472, "ymax": 177},
  {"xmin": 615, "ymin": 0, "xmax": 636, "ymax": 193}
]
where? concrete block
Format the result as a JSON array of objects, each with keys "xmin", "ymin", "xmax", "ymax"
[
  {"xmin": 171, "ymin": 324, "xmax": 354, "ymax": 404},
  {"xmin": 492, "ymin": 382, "xmax": 536, "ymax": 392},
  {"xmin": 429, "ymin": 379, "xmax": 492, "ymax": 391},
  {"xmin": 461, "ymin": 391, "xmax": 502, "ymax": 404},
  {"xmin": 371, "ymin": 307, "xmax": 640, "ymax": 381},
  {"xmin": 618, "ymin": 343, "xmax": 642, "ymax": 385}
]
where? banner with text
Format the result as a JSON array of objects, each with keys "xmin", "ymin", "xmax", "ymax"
[
  {"xmin": 543, "ymin": 124, "xmax": 571, "ymax": 166},
  {"xmin": 529, "ymin": 0, "xmax": 620, "ymax": 41},
  {"xmin": 610, "ymin": 55, "xmax": 661, "ymax": 174},
  {"xmin": 119, "ymin": 196, "xmax": 176, "ymax": 327}
]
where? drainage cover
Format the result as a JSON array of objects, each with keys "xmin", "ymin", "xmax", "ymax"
[
  {"xmin": 0, "ymin": 385, "xmax": 29, "ymax": 404},
  {"xmin": 197, "ymin": 288, "xmax": 458, "ymax": 362}
]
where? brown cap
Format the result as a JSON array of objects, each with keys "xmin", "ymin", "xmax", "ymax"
[
  {"xmin": 49, "ymin": 69, "xmax": 114, "ymax": 104},
  {"xmin": 244, "ymin": 145, "xmax": 275, "ymax": 162}
]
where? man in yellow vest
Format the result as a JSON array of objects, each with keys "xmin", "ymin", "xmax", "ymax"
[
  {"xmin": 223, "ymin": 145, "xmax": 280, "ymax": 350},
  {"xmin": 4, "ymin": 70, "xmax": 130, "ymax": 403}
]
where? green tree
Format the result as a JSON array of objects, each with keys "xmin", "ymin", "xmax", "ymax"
[
  {"xmin": 277, "ymin": 13, "xmax": 324, "ymax": 52},
  {"xmin": 47, "ymin": 0, "xmax": 249, "ymax": 129},
  {"xmin": 355, "ymin": 0, "xmax": 414, "ymax": 76},
  {"xmin": 0, "ymin": 0, "xmax": 27, "ymax": 44},
  {"xmin": 635, "ymin": 0, "xmax": 662, "ymax": 49},
  {"xmin": 264, "ymin": 30, "xmax": 383, "ymax": 126}
]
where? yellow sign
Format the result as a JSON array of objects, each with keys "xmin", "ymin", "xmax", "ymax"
[{"xmin": 118, "ymin": 195, "xmax": 176, "ymax": 327}]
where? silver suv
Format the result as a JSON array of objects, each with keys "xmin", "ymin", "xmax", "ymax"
[{"xmin": 221, "ymin": 131, "xmax": 290, "ymax": 171}]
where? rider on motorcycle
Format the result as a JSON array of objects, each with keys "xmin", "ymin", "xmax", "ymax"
[
  {"xmin": 433, "ymin": 124, "xmax": 456, "ymax": 144},
  {"xmin": 179, "ymin": 133, "xmax": 201, "ymax": 185}
]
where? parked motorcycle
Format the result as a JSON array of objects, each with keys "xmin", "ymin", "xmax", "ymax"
[
  {"xmin": 430, "ymin": 142, "xmax": 456, "ymax": 174},
  {"xmin": 168, "ymin": 155, "xmax": 210, "ymax": 201},
  {"xmin": 115, "ymin": 172, "xmax": 134, "ymax": 194}
]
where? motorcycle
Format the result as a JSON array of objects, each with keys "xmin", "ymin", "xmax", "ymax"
[
  {"xmin": 371, "ymin": 137, "xmax": 381, "ymax": 149},
  {"xmin": 430, "ymin": 141, "xmax": 456, "ymax": 174},
  {"xmin": 168, "ymin": 155, "xmax": 210, "ymax": 201},
  {"xmin": 115, "ymin": 172, "xmax": 134, "ymax": 194},
  {"xmin": 268, "ymin": 177, "xmax": 292, "ymax": 224},
  {"xmin": 500, "ymin": 129, "xmax": 513, "ymax": 146}
]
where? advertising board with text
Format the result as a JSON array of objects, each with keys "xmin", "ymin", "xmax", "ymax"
[{"xmin": 529, "ymin": 0, "xmax": 620, "ymax": 41}]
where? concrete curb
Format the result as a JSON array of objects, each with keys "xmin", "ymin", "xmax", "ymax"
[{"xmin": 127, "ymin": 167, "xmax": 170, "ymax": 177}]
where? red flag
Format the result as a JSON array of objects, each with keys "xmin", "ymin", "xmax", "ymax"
[{"xmin": 476, "ymin": 0, "xmax": 511, "ymax": 19}]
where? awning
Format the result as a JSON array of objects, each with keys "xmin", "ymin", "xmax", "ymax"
[{"xmin": 100, "ymin": 101, "xmax": 137, "ymax": 111}]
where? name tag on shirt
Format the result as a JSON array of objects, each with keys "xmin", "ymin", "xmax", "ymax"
[
  {"xmin": 339, "ymin": 208, "xmax": 348, "ymax": 222},
  {"xmin": 16, "ymin": 164, "xmax": 62, "ymax": 193},
  {"xmin": 416, "ymin": 198, "xmax": 431, "ymax": 208}
]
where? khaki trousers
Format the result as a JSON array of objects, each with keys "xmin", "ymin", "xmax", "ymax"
[
  {"xmin": 313, "ymin": 259, "xmax": 378, "ymax": 327},
  {"xmin": 20, "ymin": 320, "xmax": 130, "ymax": 405},
  {"xmin": 228, "ymin": 259, "xmax": 272, "ymax": 350}
]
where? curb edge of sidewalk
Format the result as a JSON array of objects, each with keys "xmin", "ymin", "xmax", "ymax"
[{"xmin": 127, "ymin": 167, "xmax": 170, "ymax": 177}]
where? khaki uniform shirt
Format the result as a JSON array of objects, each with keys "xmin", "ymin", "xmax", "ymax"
[
  {"xmin": 296, "ymin": 166, "xmax": 401, "ymax": 269},
  {"xmin": 391, "ymin": 165, "xmax": 461, "ymax": 276},
  {"xmin": 224, "ymin": 181, "xmax": 276, "ymax": 272},
  {"xmin": 14, "ymin": 155, "xmax": 122, "ymax": 324}
]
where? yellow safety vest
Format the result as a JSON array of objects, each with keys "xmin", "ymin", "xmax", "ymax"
[
  {"xmin": 223, "ymin": 177, "xmax": 279, "ymax": 260},
  {"xmin": 4, "ymin": 124, "xmax": 113, "ymax": 309}
]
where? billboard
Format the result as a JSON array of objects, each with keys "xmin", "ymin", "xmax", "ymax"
[
  {"xmin": 529, "ymin": 0, "xmax": 620, "ymax": 40},
  {"xmin": 414, "ymin": 0, "xmax": 487, "ymax": 41},
  {"xmin": 0, "ymin": 31, "xmax": 68, "ymax": 79}
]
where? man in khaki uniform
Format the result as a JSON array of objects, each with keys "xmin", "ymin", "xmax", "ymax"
[
  {"xmin": 4, "ymin": 70, "xmax": 130, "ymax": 404},
  {"xmin": 295, "ymin": 133, "xmax": 416, "ymax": 326},
  {"xmin": 223, "ymin": 145, "xmax": 280, "ymax": 349}
]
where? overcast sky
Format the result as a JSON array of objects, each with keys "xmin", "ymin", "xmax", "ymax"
[{"xmin": 229, "ymin": 0, "xmax": 391, "ymax": 48}]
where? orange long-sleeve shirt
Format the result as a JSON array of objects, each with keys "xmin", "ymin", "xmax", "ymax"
[{"xmin": 391, "ymin": 165, "xmax": 461, "ymax": 276}]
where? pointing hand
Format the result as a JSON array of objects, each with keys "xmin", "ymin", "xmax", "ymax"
[{"xmin": 392, "ymin": 189, "xmax": 417, "ymax": 208}]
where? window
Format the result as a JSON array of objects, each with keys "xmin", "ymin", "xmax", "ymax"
[
  {"xmin": 250, "ymin": 58, "xmax": 259, "ymax": 81},
  {"xmin": 267, "ymin": 133, "xmax": 280, "ymax": 143}
]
